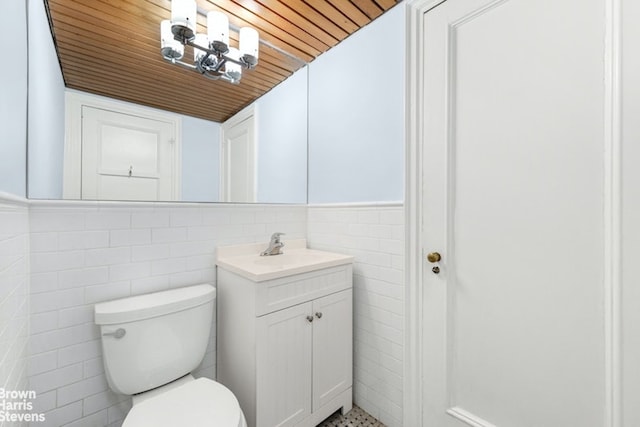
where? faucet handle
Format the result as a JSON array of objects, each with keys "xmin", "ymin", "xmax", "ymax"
[{"xmin": 271, "ymin": 232, "xmax": 285, "ymax": 242}]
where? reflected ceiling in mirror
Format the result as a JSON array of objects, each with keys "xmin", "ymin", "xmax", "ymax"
[{"xmin": 45, "ymin": 0, "xmax": 397, "ymax": 123}]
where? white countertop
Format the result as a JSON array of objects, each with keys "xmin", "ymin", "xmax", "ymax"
[{"xmin": 216, "ymin": 239, "xmax": 354, "ymax": 282}]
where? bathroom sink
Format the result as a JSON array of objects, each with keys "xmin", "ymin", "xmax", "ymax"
[
  {"xmin": 216, "ymin": 239, "xmax": 353, "ymax": 282},
  {"xmin": 252, "ymin": 251, "xmax": 318, "ymax": 266}
]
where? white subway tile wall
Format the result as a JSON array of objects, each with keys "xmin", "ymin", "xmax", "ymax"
[
  {"xmin": 0, "ymin": 197, "xmax": 30, "ymax": 427},
  {"xmin": 307, "ymin": 205, "xmax": 404, "ymax": 427},
  {"xmin": 1, "ymin": 199, "xmax": 404, "ymax": 427},
  {"xmin": 27, "ymin": 202, "xmax": 306, "ymax": 427}
]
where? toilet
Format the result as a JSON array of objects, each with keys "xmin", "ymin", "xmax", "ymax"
[{"xmin": 94, "ymin": 284, "xmax": 246, "ymax": 427}]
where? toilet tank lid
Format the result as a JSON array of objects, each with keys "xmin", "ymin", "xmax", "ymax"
[{"xmin": 95, "ymin": 284, "xmax": 215, "ymax": 325}]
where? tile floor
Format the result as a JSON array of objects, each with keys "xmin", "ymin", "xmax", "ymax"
[{"xmin": 317, "ymin": 405, "xmax": 386, "ymax": 427}]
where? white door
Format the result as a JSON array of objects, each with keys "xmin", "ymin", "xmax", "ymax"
[
  {"xmin": 256, "ymin": 302, "xmax": 312, "ymax": 427},
  {"xmin": 220, "ymin": 110, "xmax": 256, "ymax": 202},
  {"xmin": 312, "ymin": 289, "xmax": 353, "ymax": 411},
  {"xmin": 421, "ymin": 0, "xmax": 605, "ymax": 426},
  {"xmin": 81, "ymin": 106, "xmax": 179, "ymax": 201}
]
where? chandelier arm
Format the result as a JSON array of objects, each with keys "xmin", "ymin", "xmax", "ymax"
[
  {"xmin": 212, "ymin": 74, "xmax": 240, "ymax": 85},
  {"xmin": 185, "ymin": 39, "xmax": 227, "ymax": 58},
  {"xmin": 211, "ymin": 57, "xmax": 226, "ymax": 73},
  {"xmin": 201, "ymin": 71, "xmax": 221, "ymax": 80},
  {"xmin": 185, "ymin": 38, "xmax": 251, "ymax": 70},
  {"xmin": 221, "ymin": 56, "xmax": 245, "ymax": 68},
  {"xmin": 198, "ymin": 68, "xmax": 239, "ymax": 85},
  {"xmin": 167, "ymin": 58, "xmax": 198, "ymax": 71},
  {"xmin": 162, "ymin": 48, "xmax": 239, "ymax": 84},
  {"xmin": 197, "ymin": 60, "xmax": 221, "ymax": 75},
  {"xmin": 193, "ymin": 59, "xmax": 226, "ymax": 81},
  {"xmin": 194, "ymin": 55, "xmax": 224, "ymax": 74}
]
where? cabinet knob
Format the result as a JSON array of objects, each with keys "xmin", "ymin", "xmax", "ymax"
[
  {"xmin": 315, "ymin": 312, "xmax": 323, "ymax": 319},
  {"xmin": 306, "ymin": 315, "xmax": 314, "ymax": 323}
]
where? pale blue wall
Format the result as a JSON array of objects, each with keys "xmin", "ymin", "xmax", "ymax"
[
  {"xmin": 308, "ymin": 4, "xmax": 405, "ymax": 203},
  {"xmin": 182, "ymin": 116, "xmax": 220, "ymax": 202},
  {"xmin": 0, "ymin": 0, "xmax": 28, "ymax": 197},
  {"xmin": 28, "ymin": 0, "xmax": 66, "ymax": 199},
  {"xmin": 256, "ymin": 67, "xmax": 308, "ymax": 203}
]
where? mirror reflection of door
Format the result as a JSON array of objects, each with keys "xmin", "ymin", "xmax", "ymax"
[
  {"xmin": 81, "ymin": 106, "xmax": 180, "ymax": 201},
  {"xmin": 220, "ymin": 106, "xmax": 256, "ymax": 203}
]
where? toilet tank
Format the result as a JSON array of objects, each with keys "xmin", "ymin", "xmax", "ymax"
[{"xmin": 94, "ymin": 284, "xmax": 215, "ymax": 395}]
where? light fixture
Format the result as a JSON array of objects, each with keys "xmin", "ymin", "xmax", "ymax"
[{"xmin": 160, "ymin": 0, "xmax": 259, "ymax": 85}]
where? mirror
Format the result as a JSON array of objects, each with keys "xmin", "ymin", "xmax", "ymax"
[
  {"xmin": 0, "ymin": 1, "xmax": 27, "ymax": 197},
  {"xmin": 27, "ymin": 66, "xmax": 308, "ymax": 204}
]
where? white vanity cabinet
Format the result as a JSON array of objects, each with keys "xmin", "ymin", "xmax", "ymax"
[
  {"xmin": 256, "ymin": 288, "xmax": 352, "ymax": 427},
  {"xmin": 216, "ymin": 246, "xmax": 353, "ymax": 427}
]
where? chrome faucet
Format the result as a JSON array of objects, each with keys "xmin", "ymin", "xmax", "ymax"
[{"xmin": 260, "ymin": 232, "xmax": 285, "ymax": 256}]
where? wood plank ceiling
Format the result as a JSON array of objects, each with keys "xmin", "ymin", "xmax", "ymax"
[{"xmin": 45, "ymin": 0, "xmax": 398, "ymax": 123}]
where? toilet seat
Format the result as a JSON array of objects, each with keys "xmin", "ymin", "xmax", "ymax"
[{"xmin": 123, "ymin": 377, "xmax": 246, "ymax": 427}]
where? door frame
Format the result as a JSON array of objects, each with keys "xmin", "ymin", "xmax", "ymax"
[
  {"xmin": 219, "ymin": 103, "xmax": 258, "ymax": 202},
  {"xmin": 63, "ymin": 90, "xmax": 182, "ymax": 200},
  {"xmin": 404, "ymin": 2, "xmax": 447, "ymax": 426},
  {"xmin": 403, "ymin": 0, "xmax": 623, "ymax": 426}
]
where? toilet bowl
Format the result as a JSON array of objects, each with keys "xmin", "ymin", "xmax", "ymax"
[
  {"xmin": 94, "ymin": 284, "xmax": 246, "ymax": 427},
  {"xmin": 123, "ymin": 375, "xmax": 246, "ymax": 427}
]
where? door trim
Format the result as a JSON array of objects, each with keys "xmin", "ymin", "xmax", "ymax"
[
  {"xmin": 63, "ymin": 90, "xmax": 182, "ymax": 200},
  {"xmin": 404, "ymin": 0, "xmax": 623, "ymax": 426},
  {"xmin": 405, "ymin": 1, "xmax": 447, "ymax": 426},
  {"xmin": 219, "ymin": 103, "xmax": 258, "ymax": 202},
  {"xmin": 603, "ymin": 0, "xmax": 623, "ymax": 426}
]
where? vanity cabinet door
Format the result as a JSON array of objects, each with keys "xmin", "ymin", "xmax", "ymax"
[
  {"xmin": 256, "ymin": 302, "xmax": 313, "ymax": 427},
  {"xmin": 312, "ymin": 289, "xmax": 353, "ymax": 411}
]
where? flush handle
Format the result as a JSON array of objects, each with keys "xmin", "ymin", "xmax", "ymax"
[{"xmin": 103, "ymin": 328, "xmax": 126, "ymax": 339}]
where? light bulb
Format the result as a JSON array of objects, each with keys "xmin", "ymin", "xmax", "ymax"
[
  {"xmin": 225, "ymin": 48, "xmax": 242, "ymax": 82},
  {"xmin": 207, "ymin": 11, "xmax": 229, "ymax": 52},
  {"xmin": 160, "ymin": 20, "xmax": 184, "ymax": 60},
  {"xmin": 171, "ymin": 0, "xmax": 197, "ymax": 39},
  {"xmin": 239, "ymin": 27, "xmax": 259, "ymax": 67}
]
